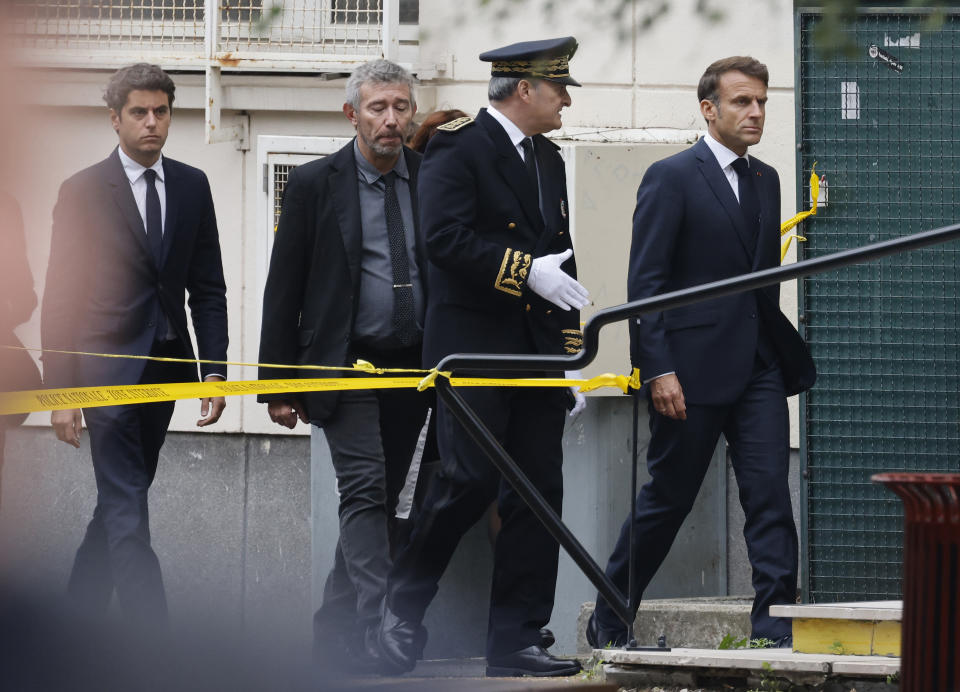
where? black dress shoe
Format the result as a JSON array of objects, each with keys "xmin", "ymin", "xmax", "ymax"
[
  {"xmin": 376, "ymin": 602, "xmax": 427, "ymax": 674},
  {"xmin": 585, "ymin": 611, "xmax": 628, "ymax": 649},
  {"xmin": 486, "ymin": 646, "xmax": 581, "ymax": 677},
  {"xmin": 539, "ymin": 627, "xmax": 555, "ymax": 649}
]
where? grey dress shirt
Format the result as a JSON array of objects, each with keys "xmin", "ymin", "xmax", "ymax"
[{"xmin": 351, "ymin": 140, "xmax": 425, "ymax": 348}]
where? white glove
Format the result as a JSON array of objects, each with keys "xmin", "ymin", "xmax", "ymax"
[
  {"xmin": 566, "ymin": 369, "xmax": 587, "ymax": 417},
  {"xmin": 527, "ymin": 249, "xmax": 589, "ymax": 311}
]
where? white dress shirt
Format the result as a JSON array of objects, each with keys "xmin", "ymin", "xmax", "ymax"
[
  {"xmin": 486, "ymin": 104, "xmax": 531, "ymax": 162},
  {"xmin": 487, "ymin": 104, "xmax": 543, "ymax": 215},
  {"xmin": 118, "ymin": 147, "xmax": 166, "ymax": 235},
  {"xmin": 702, "ymin": 131, "xmax": 750, "ymax": 202}
]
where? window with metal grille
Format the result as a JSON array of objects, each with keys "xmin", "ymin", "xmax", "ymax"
[
  {"xmin": 12, "ymin": 0, "xmax": 203, "ymax": 21},
  {"xmin": 331, "ymin": 0, "xmax": 418, "ymax": 24},
  {"xmin": 272, "ymin": 163, "xmax": 296, "ymax": 232},
  {"xmin": 10, "ymin": 0, "xmax": 421, "ymax": 63}
]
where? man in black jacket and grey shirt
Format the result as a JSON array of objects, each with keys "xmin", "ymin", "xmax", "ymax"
[{"xmin": 257, "ymin": 59, "xmax": 435, "ymax": 671}]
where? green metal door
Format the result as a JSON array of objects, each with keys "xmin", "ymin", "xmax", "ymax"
[{"xmin": 798, "ymin": 8, "xmax": 960, "ymax": 602}]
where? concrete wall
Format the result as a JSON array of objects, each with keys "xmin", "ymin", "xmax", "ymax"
[{"xmin": 0, "ymin": 427, "xmax": 312, "ymax": 653}]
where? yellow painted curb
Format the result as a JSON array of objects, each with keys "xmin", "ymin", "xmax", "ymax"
[{"xmin": 793, "ymin": 617, "xmax": 900, "ymax": 656}]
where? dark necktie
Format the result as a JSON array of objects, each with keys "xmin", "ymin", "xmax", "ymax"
[
  {"xmin": 521, "ymin": 137, "xmax": 538, "ymax": 188},
  {"xmin": 731, "ymin": 157, "xmax": 760, "ymax": 245},
  {"xmin": 521, "ymin": 137, "xmax": 546, "ymax": 219},
  {"xmin": 382, "ymin": 172, "xmax": 417, "ymax": 347},
  {"xmin": 144, "ymin": 168, "xmax": 163, "ymax": 266},
  {"xmin": 143, "ymin": 168, "xmax": 168, "ymax": 340}
]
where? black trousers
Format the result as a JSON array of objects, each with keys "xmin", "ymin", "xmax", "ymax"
[
  {"xmin": 593, "ymin": 359, "xmax": 798, "ymax": 641},
  {"xmin": 313, "ymin": 343, "xmax": 437, "ymax": 644},
  {"xmin": 386, "ymin": 385, "xmax": 567, "ymax": 658},
  {"xmin": 68, "ymin": 340, "xmax": 190, "ymax": 627}
]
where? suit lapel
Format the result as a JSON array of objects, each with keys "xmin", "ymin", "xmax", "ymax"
[
  {"xmin": 478, "ymin": 109, "xmax": 545, "ymax": 232},
  {"xmin": 329, "ymin": 142, "xmax": 363, "ymax": 291},
  {"xmin": 160, "ymin": 157, "xmax": 179, "ymax": 268},
  {"xmin": 695, "ymin": 138, "xmax": 755, "ymax": 261},
  {"xmin": 105, "ymin": 149, "xmax": 154, "ymax": 268}
]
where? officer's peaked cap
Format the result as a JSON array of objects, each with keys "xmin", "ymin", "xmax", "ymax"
[{"xmin": 479, "ymin": 36, "xmax": 580, "ymax": 87}]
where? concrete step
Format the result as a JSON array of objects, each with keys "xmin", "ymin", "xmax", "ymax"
[
  {"xmin": 596, "ymin": 646, "xmax": 900, "ymax": 691},
  {"xmin": 770, "ymin": 601, "xmax": 902, "ymax": 656},
  {"xmin": 577, "ymin": 597, "xmax": 753, "ymax": 654},
  {"xmin": 335, "ymin": 657, "xmax": 615, "ymax": 690}
]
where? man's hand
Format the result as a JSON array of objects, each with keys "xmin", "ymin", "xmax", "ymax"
[
  {"xmin": 527, "ymin": 249, "xmax": 589, "ymax": 311},
  {"xmin": 268, "ymin": 399, "xmax": 308, "ymax": 430},
  {"xmin": 197, "ymin": 374, "xmax": 226, "ymax": 427},
  {"xmin": 650, "ymin": 373, "xmax": 686, "ymax": 420},
  {"xmin": 52, "ymin": 408, "xmax": 83, "ymax": 448}
]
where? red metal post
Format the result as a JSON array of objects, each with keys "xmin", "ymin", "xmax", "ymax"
[{"xmin": 873, "ymin": 473, "xmax": 960, "ymax": 691}]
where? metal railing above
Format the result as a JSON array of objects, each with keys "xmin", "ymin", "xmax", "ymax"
[{"xmin": 7, "ymin": 0, "xmax": 414, "ymax": 70}]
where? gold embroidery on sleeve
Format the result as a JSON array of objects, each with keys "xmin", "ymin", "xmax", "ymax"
[
  {"xmin": 494, "ymin": 248, "xmax": 532, "ymax": 296},
  {"xmin": 562, "ymin": 328, "xmax": 583, "ymax": 354}
]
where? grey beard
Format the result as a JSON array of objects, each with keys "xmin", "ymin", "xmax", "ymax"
[{"xmin": 363, "ymin": 133, "xmax": 403, "ymax": 157}]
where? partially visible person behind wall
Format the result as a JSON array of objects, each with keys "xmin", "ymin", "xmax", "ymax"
[{"xmin": 408, "ymin": 109, "xmax": 468, "ymax": 153}]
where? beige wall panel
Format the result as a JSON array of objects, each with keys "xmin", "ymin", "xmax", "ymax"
[
  {"xmin": 563, "ymin": 87, "xmax": 636, "ymax": 129},
  {"xmin": 630, "ymin": 0, "xmax": 794, "ymax": 88},
  {"xmin": 632, "ymin": 87, "xmax": 704, "ymax": 130},
  {"xmin": 566, "ymin": 143, "xmax": 689, "ymax": 387},
  {"xmin": 419, "ymin": 0, "xmax": 633, "ymax": 85}
]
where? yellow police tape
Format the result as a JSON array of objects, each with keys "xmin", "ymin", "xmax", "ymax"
[
  {"xmin": 0, "ymin": 345, "xmax": 644, "ymax": 416},
  {"xmin": 779, "ymin": 163, "xmax": 820, "ymax": 262},
  {"xmin": 4, "ymin": 163, "xmax": 825, "ymax": 419}
]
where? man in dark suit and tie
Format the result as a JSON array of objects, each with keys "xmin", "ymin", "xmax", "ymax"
[
  {"xmin": 376, "ymin": 37, "xmax": 589, "ymax": 678},
  {"xmin": 257, "ymin": 59, "xmax": 436, "ymax": 670},
  {"xmin": 41, "ymin": 63, "xmax": 228, "ymax": 628},
  {"xmin": 587, "ymin": 56, "xmax": 816, "ymax": 650}
]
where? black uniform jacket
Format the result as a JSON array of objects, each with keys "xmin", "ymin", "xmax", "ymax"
[
  {"xmin": 257, "ymin": 141, "xmax": 425, "ymax": 421},
  {"xmin": 628, "ymin": 137, "xmax": 815, "ymax": 403},
  {"xmin": 41, "ymin": 148, "xmax": 228, "ymax": 390},
  {"xmin": 419, "ymin": 108, "xmax": 582, "ymax": 368}
]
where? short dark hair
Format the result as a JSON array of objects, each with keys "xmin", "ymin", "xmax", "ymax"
[
  {"xmin": 103, "ymin": 63, "xmax": 176, "ymax": 114},
  {"xmin": 697, "ymin": 56, "xmax": 768, "ymax": 105}
]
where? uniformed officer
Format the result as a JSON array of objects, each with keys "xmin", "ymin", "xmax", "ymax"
[{"xmin": 375, "ymin": 37, "xmax": 589, "ymax": 677}]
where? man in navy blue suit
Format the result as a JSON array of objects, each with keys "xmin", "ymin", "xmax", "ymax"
[
  {"xmin": 41, "ymin": 64, "xmax": 228, "ymax": 628},
  {"xmin": 588, "ymin": 56, "xmax": 815, "ymax": 649}
]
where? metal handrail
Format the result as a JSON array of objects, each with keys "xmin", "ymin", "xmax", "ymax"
[
  {"xmin": 433, "ymin": 221, "xmax": 960, "ymax": 631},
  {"xmin": 438, "ymin": 222, "xmax": 960, "ymax": 374}
]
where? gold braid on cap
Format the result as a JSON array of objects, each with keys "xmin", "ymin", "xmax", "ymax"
[{"xmin": 492, "ymin": 56, "xmax": 570, "ymax": 79}]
